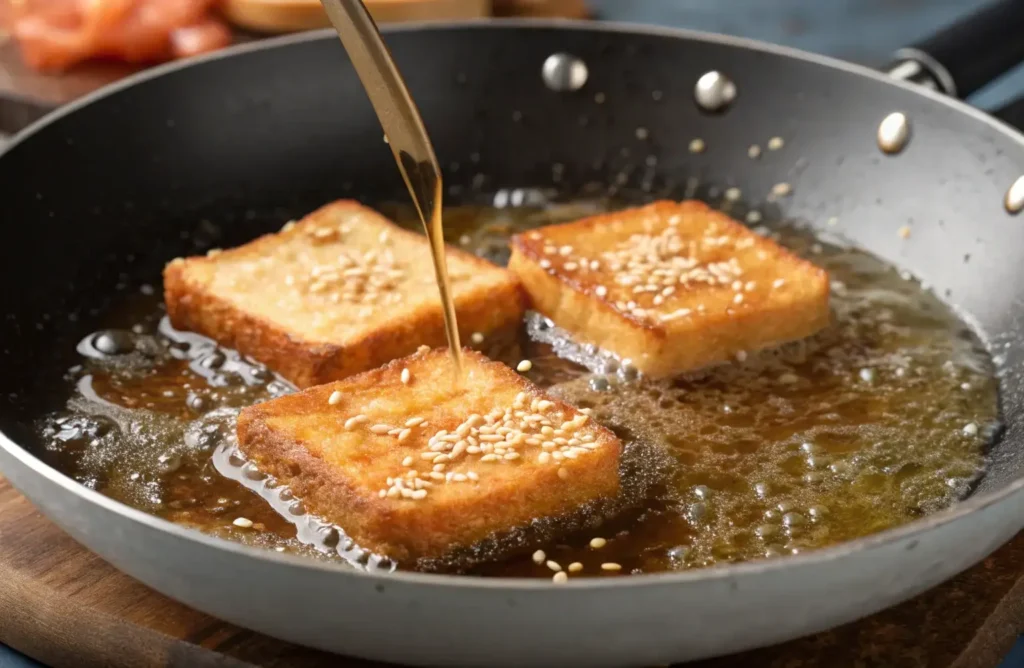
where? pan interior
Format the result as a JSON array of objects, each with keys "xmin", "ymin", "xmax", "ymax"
[
  {"xmin": 28, "ymin": 186, "xmax": 998, "ymax": 576},
  {"xmin": 0, "ymin": 25, "xmax": 1021, "ymax": 576}
]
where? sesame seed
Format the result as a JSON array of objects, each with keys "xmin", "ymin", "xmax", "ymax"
[
  {"xmin": 398, "ymin": 429, "xmax": 412, "ymax": 442},
  {"xmin": 767, "ymin": 136, "xmax": 784, "ymax": 151},
  {"xmin": 378, "ymin": 489, "xmax": 386, "ymax": 498},
  {"xmin": 401, "ymin": 368, "xmax": 411, "ymax": 384},
  {"xmin": 405, "ymin": 417, "xmax": 424, "ymax": 427},
  {"xmin": 533, "ymin": 549, "xmax": 546, "ymax": 564},
  {"xmin": 689, "ymin": 138, "xmax": 705, "ymax": 153},
  {"xmin": 328, "ymin": 390, "xmax": 343, "ymax": 406},
  {"xmin": 558, "ymin": 467, "xmax": 569, "ymax": 480},
  {"xmin": 589, "ymin": 537, "xmax": 607, "ymax": 549},
  {"xmin": 601, "ymin": 562, "xmax": 622, "ymax": 571},
  {"xmin": 232, "ymin": 517, "xmax": 253, "ymax": 529},
  {"xmin": 748, "ymin": 144, "xmax": 762, "ymax": 159},
  {"xmin": 538, "ymin": 452, "xmax": 551, "ymax": 464},
  {"xmin": 344, "ymin": 415, "xmax": 368, "ymax": 430},
  {"xmin": 370, "ymin": 424, "xmax": 392, "ymax": 434},
  {"xmin": 546, "ymin": 560, "xmax": 562, "ymax": 572},
  {"xmin": 552, "ymin": 572, "xmax": 568, "ymax": 584},
  {"xmin": 735, "ymin": 350, "xmax": 748, "ymax": 362},
  {"xmin": 771, "ymin": 182, "xmax": 792, "ymax": 197},
  {"xmin": 471, "ymin": 332, "xmax": 484, "ymax": 344},
  {"xmin": 467, "ymin": 471, "xmax": 479, "ymax": 481},
  {"xmin": 898, "ymin": 226, "xmax": 911, "ymax": 239},
  {"xmin": 401, "ymin": 456, "xmax": 413, "ymax": 467},
  {"xmin": 568, "ymin": 562, "xmax": 583, "ymax": 573},
  {"xmin": 963, "ymin": 422, "xmax": 979, "ymax": 436},
  {"xmin": 517, "ymin": 360, "xmax": 533, "ymax": 372},
  {"xmin": 412, "ymin": 489, "xmax": 428, "ymax": 500},
  {"xmin": 504, "ymin": 452, "xmax": 521, "ymax": 460}
]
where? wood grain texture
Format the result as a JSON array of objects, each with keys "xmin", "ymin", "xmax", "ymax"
[
  {"xmin": 221, "ymin": 0, "xmax": 492, "ymax": 35},
  {"xmin": 0, "ymin": 473, "xmax": 1022, "ymax": 668}
]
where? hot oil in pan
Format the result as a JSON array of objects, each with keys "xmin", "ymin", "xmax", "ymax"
[{"xmin": 34, "ymin": 196, "xmax": 999, "ymax": 576}]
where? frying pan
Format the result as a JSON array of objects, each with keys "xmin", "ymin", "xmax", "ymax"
[{"xmin": 2, "ymin": 1, "xmax": 1024, "ymax": 665}]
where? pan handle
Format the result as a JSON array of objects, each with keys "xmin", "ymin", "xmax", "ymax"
[{"xmin": 887, "ymin": 0, "xmax": 1024, "ymax": 99}]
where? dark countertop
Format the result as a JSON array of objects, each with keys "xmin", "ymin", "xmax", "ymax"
[{"xmin": 588, "ymin": 0, "xmax": 1024, "ymax": 113}]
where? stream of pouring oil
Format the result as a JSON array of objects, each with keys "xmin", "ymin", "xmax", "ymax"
[{"xmin": 319, "ymin": 0, "xmax": 464, "ymax": 373}]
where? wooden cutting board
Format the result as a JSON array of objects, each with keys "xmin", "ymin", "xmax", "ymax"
[
  {"xmin": 219, "ymin": 0, "xmax": 590, "ymax": 34},
  {"xmin": 222, "ymin": 0, "xmax": 492, "ymax": 34},
  {"xmin": 0, "ymin": 473, "xmax": 1022, "ymax": 668}
]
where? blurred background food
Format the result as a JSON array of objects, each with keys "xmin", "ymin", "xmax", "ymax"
[
  {"xmin": 0, "ymin": 0, "xmax": 232, "ymax": 71},
  {"xmin": 0, "ymin": 0, "xmax": 589, "ymax": 72}
]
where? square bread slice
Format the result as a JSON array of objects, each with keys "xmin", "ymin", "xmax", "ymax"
[
  {"xmin": 236, "ymin": 348, "xmax": 622, "ymax": 562},
  {"xmin": 164, "ymin": 201, "xmax": 525, "ymax": 388},
  {"xmin": 508, "ymin": 200, "xmax": 830, "ymax": 378}
]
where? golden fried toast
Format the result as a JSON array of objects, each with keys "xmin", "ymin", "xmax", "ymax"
[
  {"xmin": 236, "ymin": 348, "xmax": 622, "ymax": 562},
  {"xmin": 508, "ymin": 200, "xmax": 830, "ymax": 378},
  {"xmin": 164, "ymin": 201, "xmax": 525, "ymax": 388}
]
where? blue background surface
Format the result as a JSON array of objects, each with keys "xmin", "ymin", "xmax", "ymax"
[{"xmin": 1, "ymin": 1, "xmax": 1022, "ymax": 666}]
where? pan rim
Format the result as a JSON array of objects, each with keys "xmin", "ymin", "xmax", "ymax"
[{"xmin": 1, "ymin": 18, "xmax": 1022, "ymax": 592}]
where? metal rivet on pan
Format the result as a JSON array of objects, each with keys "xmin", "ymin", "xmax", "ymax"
[
  {"xmin": 1005, "ymin": 175, "xmax": 1024, "ymax": 215},
  {"xmin": 694, "ymin": 71, "xmax": 736, "ymax": 112},
  {"xmin": 542, "ymin": 53, "xmax": 588, "ymax": 92},
  {"xmin": 877, "ymin": 112, "xmax": 910, "ymax": 154}
]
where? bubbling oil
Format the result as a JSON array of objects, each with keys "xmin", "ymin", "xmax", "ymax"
[{"xmin": 34, "ymin": 195, "xmax": 998, "ymax": 578}]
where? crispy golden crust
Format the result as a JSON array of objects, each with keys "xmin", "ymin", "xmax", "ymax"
[
  {"xmin": 164, "ymin": 200, "xmax": 526, "ymax": 388},
  {"xmin": 236, "ymin": 349, "xmax": 622, "ymax": 562},
  {"xmin": 508, "ymin": 200, "xmax": 830, "ymax": 378}
]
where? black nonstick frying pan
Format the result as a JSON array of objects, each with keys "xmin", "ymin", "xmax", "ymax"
[{"xmin": 2, "ymin": 2, "xmax": 1024, "ymax": 666}]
